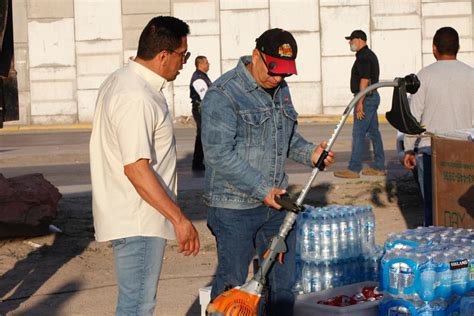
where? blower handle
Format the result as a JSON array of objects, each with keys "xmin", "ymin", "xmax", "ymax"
[
  {"xmin": 275, "ymin": 193, "xmax": 304, "ymax": 213},
  {"xmin": 314, "ymin": 149, "xmax": 329, "ymax": 171}
]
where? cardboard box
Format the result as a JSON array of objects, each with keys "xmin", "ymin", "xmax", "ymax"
[{"xmin": 431, "ymin": 136, "xmax": 474, "ymax": 228}]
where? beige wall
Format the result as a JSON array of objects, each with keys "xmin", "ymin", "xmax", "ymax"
[{"xmin": 8, "ymin": 0, "xmax": 474, "ymax": 125}]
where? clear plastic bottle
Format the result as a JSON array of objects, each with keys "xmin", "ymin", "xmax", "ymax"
[
  {"xmin": 319, "ymin": 212, "xmax": 332, "ymax": 261},
  {"xmin": 451, "ymin": 247, "xmax": 469, "ymax": 296},
  {"xmin": 330, "ymin": 208, "xmax": 341, "ymax": 261},
  {"xmin": 460, "ymin": 293, "xmax": 474, "ymax": 316},
  {"xmin": 309, "ymin": 212, "xmax": 321, "ymax": 261},
  {"xmin": 338, "ymin": 206, "xmax": 349, "ymax": 259},
  {"xmin": 299, "ymin": 213, "xmax": 312, "ymax": 262},
  {"xmin": 398, "ymin": 261, "xmax": 415, "ymax": 295},
  {"xmin": 346, "ymin": 207, "xmax": 360, "ymax": 258},
  {"xmin": 360, "ymin": 206, "xmax": 376, "ymax": 255},
  {"xmin": 331, "ymin": 259, "xmax": 343, "ymax": 288},
  {"xmin": 320, "ymin": 261, "xmax": 333, "ymax": 290},
  {"xmin": 469, "ymin": 246, "xmax": 474, "ymax": 291},
  {"xmin": 367, "ymin": 247, "xmax": 383, "ymax": 282},
  {"xmin": 380, "ymin": 293, "xmax": 428, "ymax": 316},
  {"xmin": 419, "ymin": 255, "xmax": 437, "ymax": 302},
  {"xmin": 434, "ymin": 251, "xmax": 453, "ymax": 299},
  {"xmin": 301, "ymin": 261, "xmax": 313, "ymax": 294},
  {"xmin": 310, "ymin": 262, "xmax": 322, "ymax": 293}
]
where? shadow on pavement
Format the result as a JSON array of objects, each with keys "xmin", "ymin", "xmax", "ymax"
[
  {"xmin": 385, "ymin": 161, "xmax": 424, "ymax": 228},
  {"xmin": 0, "ymin": 194, "xmax": 93, "ymax": 315}
]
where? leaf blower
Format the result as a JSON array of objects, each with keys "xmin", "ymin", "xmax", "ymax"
[{"xmin": 206, "ymin": 74, "xmax": 422, "ymax": 316}]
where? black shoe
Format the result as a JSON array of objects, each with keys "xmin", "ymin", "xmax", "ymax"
[{"xmin": 192, "ymin": 163, "xmax": 205, "ymax": 171}]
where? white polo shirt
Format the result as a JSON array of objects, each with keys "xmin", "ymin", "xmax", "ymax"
[{"xmin": 90, "ymin": 59, "xmax": 177, "ymax": 242}]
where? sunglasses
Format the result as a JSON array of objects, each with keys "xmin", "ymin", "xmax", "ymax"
[
  {"xmin": 258, "ymin": 50, "xmax": 292, "ymax": 78},
  {"xmin": 168, "ymin": 50, "xmax": 191, "ymax": 63}
]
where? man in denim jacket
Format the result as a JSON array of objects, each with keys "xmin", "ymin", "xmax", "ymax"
[{"xmin": 201, "ymin": 29, "xmax": 335, "ymax": 315}]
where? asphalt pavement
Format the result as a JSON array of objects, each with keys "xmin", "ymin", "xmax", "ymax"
[{"xmin": 0, "ymin": 122, "xmax": 410, "ymax": 196}]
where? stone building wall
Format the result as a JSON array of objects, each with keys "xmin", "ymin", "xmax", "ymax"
[{"xmin": 9, "ymin": 0, "xmax": 474, "ymax": 125}]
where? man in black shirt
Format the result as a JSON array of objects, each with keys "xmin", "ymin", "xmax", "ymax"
[
  {"xmin": 334, "ymin": 30, "xmax": 385, "ymax": 178},
  {"xmin": 189, "ymin": 56, "xmax": 212, "ymax": 171}
]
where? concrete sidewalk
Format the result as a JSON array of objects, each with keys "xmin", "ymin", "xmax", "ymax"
[{"xmin": 0, "ymin": 122, "xmax": 421, "ymax": 316}]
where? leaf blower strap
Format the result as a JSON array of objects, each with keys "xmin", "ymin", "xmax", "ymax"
[{"xmin": 385, "ymin": 74, "xmax": 426, "ymax": 135}]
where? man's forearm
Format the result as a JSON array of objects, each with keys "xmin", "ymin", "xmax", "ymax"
[
  {"xmin": 124, "ymin": 159, "xmax": 185, "ymax": 226},
  {"xmin": 359, "ymin": 78, "xmax": 370, "ymax": 103}
]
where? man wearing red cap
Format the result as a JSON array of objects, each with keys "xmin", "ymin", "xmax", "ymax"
[{"xmin": 201, "ymin": 28, "xmax": 335, "ymax": 315}]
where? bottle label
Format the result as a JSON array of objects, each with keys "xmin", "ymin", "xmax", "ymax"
[{"xmin": 449, "ymin": 259, "xmax": 468, "ymax": 270}]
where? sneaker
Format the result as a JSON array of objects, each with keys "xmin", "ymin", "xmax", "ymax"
[
  {"xmin": 361, "ymin": 168, "xmax": 386, "ymax": 176},
  {"xmin": 333, "ymin": 169, "xmax": 360, "ymax": 178}
]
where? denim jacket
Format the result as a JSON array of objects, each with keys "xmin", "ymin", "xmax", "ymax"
[{"xmin": 201, "ymin": 56, "xmax": 317, "ymax": 209}]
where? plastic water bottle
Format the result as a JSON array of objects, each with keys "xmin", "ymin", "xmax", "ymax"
[
  {"xmin": 366, "ymin": 248, "xmax": 382, "ymax": 282},
  {"xmin": 429, "ymin": 298, "xmax": 447, "ymax": 315},
  {"xmin": 380, "ymin": 293, "xmax": 430, "ymax": 315},
  {"xmin": 346, "ymin": 208, "xmax": 360, "ymax": 258},
  {"xmin": 338, "ymin": 207, "xmax": 349, "ymax": 259},
  {"xmin": 331, "ymin": 259, "xmax": 343, "ymax": 288},
  {"xmin": 419, "ymin": 256, "xmax": 437, "ymax": 302},
  {"xmin": 365, "ymin": 206, "xmax": 376, "ymax": 254},
  {"xmin": 398, "ymin": 261, "xmax": 415, "ymax": 295},
  {"xmin": 320, "ymin": 261, "xmax": 332, "ymax": 290},
  {"xmin": 310, "ymin": 263, "xmax": 322, "ymax": 293},
  {"xmin": 299, "ymin": 213, "xmax": 312, "ymax": 261},
  {"xmin": 319, "ymin": 212, "xmax": 332, "ymax": 261},
  {"xmin": 451, "ymin": 247, "xmax": 469, "ymax": 296},
  {"xmin": 309, "ymin": 212, "xmax": 321, "ymax": 261},
  {"xmin": 292, "ymin": 257, "xmax": 304, "ymax": 294},
  {"xmin": 330, "ymin": 209, "xmax": 340, "ymax": 261},
  {"xmin": 469, "ymin": 247, "xmax": 474, "ymax": 291},
  {"xmin": 302, "ymin": 261, "xmax": 312, "ymax": 294},
  {"xmin": 460, "ymin": 293, "xmax": 474, "ymax": 316},
  {"xmin": 435, "ymin": 252, "xmax": 452, "ymax": 299},
  {"xmin": 359, "ymin": 206, "xmax": 376, "ymax": 255}
]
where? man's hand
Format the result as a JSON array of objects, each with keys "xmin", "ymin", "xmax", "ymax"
[
  {"xmin": 403, "ymin": 152, "xmax": 417, "ymax": 170},
  {"xmin": 263, "ymin": 188, "xmax": 286, "ymax": 209},
  {"xmin": 356, "ymin": 101, "xmax": 365, "ymax": 120},
  {"xmin": 311, "ymin": 141, "xmax": 335, "ymax": 170},
  {"xmin": 174, "ymin": 215, "xmax": 200, "ymax": 256}
]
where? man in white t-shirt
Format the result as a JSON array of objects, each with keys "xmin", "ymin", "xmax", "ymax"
[
  {"xmin": 89, "ymin": 16, "xmax": 199, "ymax": 316},
  {"xmin": 403, "ymin": 26, "xmax": 474, "ymax": 226}
]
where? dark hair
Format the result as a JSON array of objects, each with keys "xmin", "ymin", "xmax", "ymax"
[
  {"xmin": 137, "ymin": 16, "xmax": 190, "ymax": 60},
  {"xmin": 195, "ymin": 55, "xmax": 207, "ymax": 68},
  {"xmin": 433, "ymin": 27, "xmax": 459, "ymax": 56}
]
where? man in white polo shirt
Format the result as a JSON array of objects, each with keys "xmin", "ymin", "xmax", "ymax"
[{"xmin": 89, "ymin": 16, "xmax": 199, "ymax": 316}]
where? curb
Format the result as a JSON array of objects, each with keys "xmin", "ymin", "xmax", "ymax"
[
  {"xmin": 0, "ymin": 115, "xmax": 389, "ymax": 132},
  {"xmin": 298, "ymin": 115, "xmax": 388, "ymax": 124},
  {"xmin": 0, "ymin": 124, "xmax": 92, "ymax": 132}
]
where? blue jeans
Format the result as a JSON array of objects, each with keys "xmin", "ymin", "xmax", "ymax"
[
  {"xmin": 111, "ymin": 236, "xmax": 166, "ymax": 316},
  {"xmin": 416, "ymin": 153, "xmax": 433, "ymax": 226},
  {"xmin": 208, "ymin": 205, "xmax": 296, "ymax": 316},
  {"xmin": 348, "ymin": 93, "xmax": 385, "ymax": 172}
]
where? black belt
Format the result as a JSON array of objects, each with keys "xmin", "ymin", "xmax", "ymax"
[{"xmin": 353, "ymin": 89, "xmax": 377, "ymax": 96}]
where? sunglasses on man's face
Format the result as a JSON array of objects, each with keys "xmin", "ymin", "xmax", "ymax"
[
  {"xmin": 258, "ymin": 50, "xmax": 292, "ymax": 78},
  {"xmin": 168, "ymin": 50, "xmax": 191, "ymax": 63}
]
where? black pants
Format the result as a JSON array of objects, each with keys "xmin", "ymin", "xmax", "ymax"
[{"xmin": 192, "ymin": 102, "xmax": 204, "ymax": 167}]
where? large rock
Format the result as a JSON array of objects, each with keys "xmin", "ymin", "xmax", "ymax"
[{"xmin": 0, "ymin": 173, "xmax": 62, "ymax": 238}]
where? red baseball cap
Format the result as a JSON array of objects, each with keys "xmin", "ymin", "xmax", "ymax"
[{"xmin": 256, "ymin": 29, "xmax": 298, "ymax": 75}]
